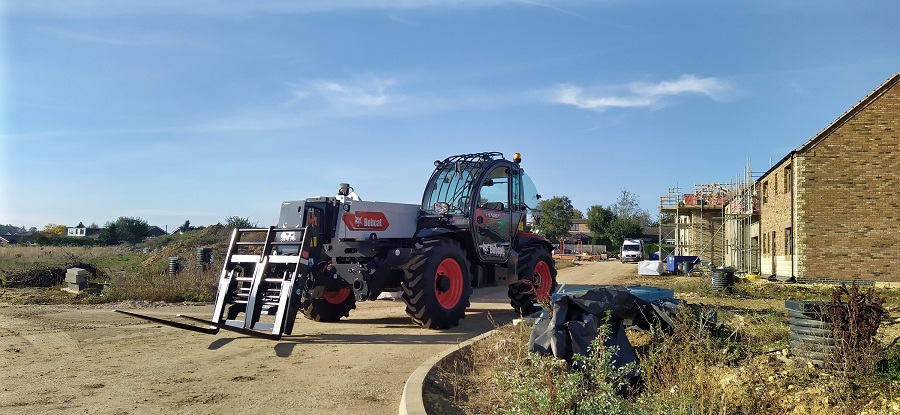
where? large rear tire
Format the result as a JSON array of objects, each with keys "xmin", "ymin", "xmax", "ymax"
[
  {"xmin": 508, "ymin": 246, "xmax": 558, "ymax": 316},
  {"xmin": 402, "ymin": 238, "xmax": 473, "ymax": 329}
]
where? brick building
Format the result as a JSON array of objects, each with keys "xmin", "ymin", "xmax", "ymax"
[{"xmin": 758, "ymin": 73, "xmax": 900, "ymax": 281}]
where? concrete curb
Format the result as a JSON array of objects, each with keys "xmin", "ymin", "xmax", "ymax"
[{"xmin": 398, "ymin": 330, "xmax": 497, "ymax": 415}]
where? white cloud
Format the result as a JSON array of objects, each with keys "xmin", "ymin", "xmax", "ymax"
[
  {"xmin": 551, "ymin": 74, "xmax": 732, "ymax": 112},
  {"xmin": 37, "ymin": 26, "xmax": 169, "ymax": 46},
  {"xmin": 3, "ymin": 0, "xmax": 585, "ymax": 18},
  {"xmin": 289, "ymin": 76, "xmax": 396, "ymax": 109},
  {"xmin": 630, "ymin": 75, "xmax": 729, "ymax": 99}
]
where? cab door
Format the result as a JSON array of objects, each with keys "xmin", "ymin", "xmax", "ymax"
[{"xmin": 474, "ymin": 165, "xmax": 514, "ymax": 263}]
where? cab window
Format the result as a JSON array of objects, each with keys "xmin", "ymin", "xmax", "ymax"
[{"xmin": 479, "ymin": 167, "xmax": 509, "ymax": 211}]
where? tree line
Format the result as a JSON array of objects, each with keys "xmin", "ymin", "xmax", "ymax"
[
  {"xmin": 536, "ymin": 189, "xmax": 652, "ymax": 250},
  {"xmin": 17, "ymin": 215, "xmax": 258, "ymax": 247}
]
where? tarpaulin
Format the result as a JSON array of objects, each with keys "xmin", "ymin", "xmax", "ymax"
[{"xmin": 528, "ymin": 285, "xmax": 679, "ymax": 374}]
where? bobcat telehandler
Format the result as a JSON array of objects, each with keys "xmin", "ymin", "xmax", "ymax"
[{"xmin": 116, "ymin": 152, "xmax": 557, "ymax": 339}]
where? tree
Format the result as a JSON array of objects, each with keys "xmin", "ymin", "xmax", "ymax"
[
  {"xmin": 0, "ymin": 224, "xmax": 25, "ymax": 234},
  {"xmin": 571, "ymin": 208, "xmax": 584, "ymax": 220},
  {"xmin": 225, "ymin": 216, "xmax": 257, "ymax": 229},
  {"xmin": 98, "ymin": 223, "xmax": 120, "ymax": 245},
  {"xmin": 606, "ymin": 216, "xmax": 643, "ymax": 250},
  {"xmin": 116, "ymin": 217, "xmax": 150, "ymax": 244},
  {"xmin": 99, "ymin": 217, "xmax": 149, "ymax": 245},
  {"xmin": 611, "ymin": 189, "xmax": 652, "ymax": 227},
  {"xmin": 537, "ymin": 196, "xmax": 574, "ymax": 243},
  {"xmin": 42, "ymin": 223, "xmax": 66, "ymax": 236},
  {"xmin": 586, "ymin": 205, "xmax": 615, "ymax": 245},
  {"xmin": 178, "ymin": 220, "xmax": 194, "ymax": 233}
]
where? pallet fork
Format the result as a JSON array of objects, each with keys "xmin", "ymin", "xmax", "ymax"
[{"xmin": 115, "ymin": 226, "xmax": 314, "ymax": 340}]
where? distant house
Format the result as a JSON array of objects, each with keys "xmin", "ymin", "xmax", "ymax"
[
  {"xmin": 66, "ymin": 222, "xmax": 103, "ymax": 239},
  {"xmin": 147, "ymin": 226, "xmax": 168, "ymax": 238},
  {"xmin": 0, "ymin": 233, "xmax": 36, "ymax": 246},
  {"xmin": 565, "ymin": 219, "xmax": 593, "ymax": 244}
]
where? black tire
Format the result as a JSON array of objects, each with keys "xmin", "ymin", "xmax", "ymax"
[
  {"xmin": 402, "ymin": 238, "xmax": 473, "ymax": 329},
  {"xmin": 298, "ymin": 288, "xmax": 356, "ymax": 322},
  {"xmin": 508, "ymin": 246, "xmax": 558, "ymax": 316}
]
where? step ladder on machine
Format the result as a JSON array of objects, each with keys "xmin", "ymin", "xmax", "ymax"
[{"xmin": 115, "ymin": 226, "xmax": 315, "ymax": 340}]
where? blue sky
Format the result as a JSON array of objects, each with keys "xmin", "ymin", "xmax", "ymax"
[{"xmin": 2, "ymin": 0, "xmax": 899, "ymax": 232}]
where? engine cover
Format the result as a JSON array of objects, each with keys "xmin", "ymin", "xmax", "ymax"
[{"xmin": 336, "ymin": 200, "xmax": 420, "ymax": 239}]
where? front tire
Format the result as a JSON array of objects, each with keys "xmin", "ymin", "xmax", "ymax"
[
  {"xmin": 402, "ymin": 238, "xmax": 473, "ymax": 329},
  {"xmin": 298, "ymin": 287, "xmax": 356, "ymax": 322},
  {"xmin": 508, "ymin": 246, "xmax": 558, "ymax": 316}
]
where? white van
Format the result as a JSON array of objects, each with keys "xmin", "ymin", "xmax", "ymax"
[{"xmin": 620, "ymin": 239, "xmax": 644, "ymax": 263}]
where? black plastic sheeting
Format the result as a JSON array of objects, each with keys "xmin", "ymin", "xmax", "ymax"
[{"xmin": 528, "ymin": 285, "xmax": 680, "ymax": 374}]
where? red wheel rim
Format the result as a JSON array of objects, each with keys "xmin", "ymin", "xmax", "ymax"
[
  {"xmin": 534, "ymin": 260, "xmax": 552, "ymax": 297},
  {"xmin": 324, "ymin": 288, "xmax": 351, "ymax": 305},
  {"xmin": 435, "ymin": 258, "xmax": 464, "ymax": 309}
]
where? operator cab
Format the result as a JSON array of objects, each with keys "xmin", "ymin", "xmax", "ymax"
[{"xmin": 419, "ymin": 152, "xmax": 542, "ymax": 264}]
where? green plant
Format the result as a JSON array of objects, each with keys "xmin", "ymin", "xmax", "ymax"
[
  {"xmin": 494, "ymin": 321, "xmax": 639, "ymax": 415},
  {"xmin": 224, "ymin": 216, "xmax": 257, "ymax": 229},
  {"xmin": 876, "ymin": 344, "xmax": 900, "ymax": 381}
]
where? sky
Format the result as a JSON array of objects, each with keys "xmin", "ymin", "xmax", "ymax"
[{"xmin": 2, "ymin": 0, "xmax": 900, "ymax": 233}]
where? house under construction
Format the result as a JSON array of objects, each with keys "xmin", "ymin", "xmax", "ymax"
[{"xmin": 659, "ymin": 162, "xmax": 761, "ymax": 273}]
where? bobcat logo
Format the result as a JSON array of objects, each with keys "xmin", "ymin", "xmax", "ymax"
[{"xmin": 342, "ymin": 211, "xmax": 390, "ymax": 231}]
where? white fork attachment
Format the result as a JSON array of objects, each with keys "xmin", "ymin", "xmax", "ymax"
[
  {"xmin": 115, "ymin": 226, "xmax": 314, "ymax": 340},
  {"xmin": 207, "ymin": 226, "xmax": 314, "ymax": 339}
]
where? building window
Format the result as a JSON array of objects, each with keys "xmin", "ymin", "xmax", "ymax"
[
  {"xmin": 785, "ymin": 227, "xmax": 793, "ymax": 255},
  {"xmin": 772, "ymin": 231, "xmax": 777, "ymax": 256},
  {"xmin": 762, "ymin": 232, "xmax": 767, "ymax": 254},
  {"xmin": 774, "ymin": 173, "xmax": 778, "ymax": 194},
  {"xmin": 784, "ymin": 165, "xmax": 792, "ymax": 194},
  {"xmin": 762, "ymin": 181, "xmax": 769, "ymax": 204}
]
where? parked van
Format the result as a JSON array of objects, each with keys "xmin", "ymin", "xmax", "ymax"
[{"xmin": 620, "ymin": 239, "xmax": 644, "ymax": 263}]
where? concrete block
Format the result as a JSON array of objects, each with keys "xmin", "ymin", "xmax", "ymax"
[{"xmin": 66, "ymin": 268, "xmax": 87, "ymax": 284}]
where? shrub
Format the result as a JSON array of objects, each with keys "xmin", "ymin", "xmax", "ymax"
[
  {"xmin": 824, "ymin": 283, "xmax": 888, "ymax": 376},
  {"xmin": 494, "ymin": 322, "xmax": 639, "ymax": 415}
]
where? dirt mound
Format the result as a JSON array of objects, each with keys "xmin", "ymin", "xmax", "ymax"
[{"xmin": 141, "ymin": 225, "xmax": 233, "ymax": 270}]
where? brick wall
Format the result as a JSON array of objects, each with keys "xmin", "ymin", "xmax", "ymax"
[
  {"xmin": 759, "ymin": 157, "xmax": 796, "ymax": 277},
  {"xmin": 795, "ymin": 79, "xmax": 900, "ymax": 281}
]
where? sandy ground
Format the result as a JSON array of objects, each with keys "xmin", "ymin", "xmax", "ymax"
[{"xmin": 0, "ymin": 261, "xmax": 636, "ymax": 415}]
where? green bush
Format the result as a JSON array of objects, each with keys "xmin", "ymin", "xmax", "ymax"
[{"xmin": 494, "ymin": 322, "xmax": 639, "ymax": 415}]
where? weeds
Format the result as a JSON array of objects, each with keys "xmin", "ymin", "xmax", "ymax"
[
  {"xmin": 433, "ymin": 278, "xmax": 900, "ymax": 415},
  {"xmin": 825, "ymin": 283, "xmax": 888, "ymax": 376},
  {"xmin": 0, "ymin": 226, "xmax": 231, "ymax": 304},
  {"xmin": 494, "ymin": 323, "xmax": 638, "ymax": 415}
]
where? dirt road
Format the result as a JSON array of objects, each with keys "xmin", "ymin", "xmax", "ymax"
[{"xmin": 0, "ymin": 261, "xmax": 635, "ymax": 415}]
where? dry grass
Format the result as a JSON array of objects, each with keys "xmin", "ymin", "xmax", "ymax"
[
  {"xmin": 427, "ymin": 282, "xmax": 900, "ymax": 414},
  {"xmin": 0, "ymin": 245, "xmax": 142, "ymax": 289},
  {"xmin": 0, "ymin": 226, "xmax": 232, "ymax": 304},
  {"xmin": 426, "ymin": 323, "xmax": 535, "ymax": 415}
]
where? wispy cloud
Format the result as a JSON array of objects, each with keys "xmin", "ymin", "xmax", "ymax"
[
  {"xmin": 292, "ymin": 76, "xmax": 396, "ymax": 108},
  {"xmin": 38, "ymin": 26, "xmax": 165, "ymax": 46},
  {"xmin": 550, "ymin": 74, "xmax": 732, "ymax": 111},
  {"xmin": 3, "ymin": 0, "xmax": 585, "ymax": 18}
]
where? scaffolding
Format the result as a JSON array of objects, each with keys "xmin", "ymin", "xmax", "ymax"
[
  {"xmin": 724, "ymin": 159, "xmax": 761, "ymax": 274},
  {"xmin": 658, "ymin": 159, "xmax": 762, "ymax": 273},
  {"xmin": 658, "ymin": 188, "xmax": 680, "ymax": 259},
  {"xmin": 659, "ymin": 184, "xmax": 729, "ymax": 267}
]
